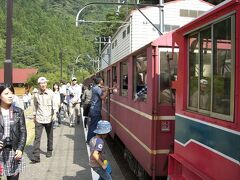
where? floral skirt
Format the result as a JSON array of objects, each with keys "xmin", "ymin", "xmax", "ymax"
[{"xmin": 0, "ymin": 148, "xmax": 26, "ymax": 176}]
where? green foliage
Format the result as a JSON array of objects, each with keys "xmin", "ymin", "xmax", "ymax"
[{"xmin": 0, "ymin": 0, "xmax": 117, "ymax": 86}]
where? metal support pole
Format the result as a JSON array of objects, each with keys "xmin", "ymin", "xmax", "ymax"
[
  {"xmin": 98, "ymin": 41, "xmax": 101, "ymax": 71},
  {"xmin": 97, "ymin": 58, "xmax": 100, "ymax": 72},
  {"xmin": 4, "ymin": 0, "xmax": 13, "ymax": 84},
  {"xmin": 60, "ymin": 49, "xmax": 63, "ymax": 81},
  {"xmin": 159, "ymin": 0, "xmax": 164, "ymax": 33}
]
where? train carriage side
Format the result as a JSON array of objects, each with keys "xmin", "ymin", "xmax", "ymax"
[
  {"xmin": 100, "ymin": 32, "xmax": 177, "ymax": 179},
  {"xmin": 169, "ymin": 0, "xmax": 240, "ymax": 179}
]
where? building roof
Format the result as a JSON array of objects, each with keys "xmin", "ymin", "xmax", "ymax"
[{"xmin": 0, "ymin": 68, "xmax": 38, "ymax": 83}]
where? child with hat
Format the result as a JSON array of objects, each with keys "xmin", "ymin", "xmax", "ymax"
[{"xmin": 89, "ymin": 120, "xmax": 112, "ymax": 180}]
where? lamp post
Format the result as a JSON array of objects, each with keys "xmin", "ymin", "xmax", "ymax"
[
  {"xmin": 59, "ymin": 48, "xmax": 68, "ymax": 81},
  {"xmin": 71, "ymin": 55, "xmax": 81, "ymax": 78},
  {"xmin": 4, "ymin": 0, "xmax": 13, "ymax": 83},
  {"xmin": 86, "ymin": 54, "xmax": 100, "ymax": 72}
]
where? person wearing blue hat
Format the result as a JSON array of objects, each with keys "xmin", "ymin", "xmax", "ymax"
[{"xmin": 89, "ymin": 120, "xmax": 112, "ymax": 180}]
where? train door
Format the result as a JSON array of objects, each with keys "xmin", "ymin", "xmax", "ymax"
[{"xmin": 106, "ymin": 70, "xmax": 111, "ymax": 120}]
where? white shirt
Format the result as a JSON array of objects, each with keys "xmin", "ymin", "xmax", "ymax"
[
  {"xmin": 59, "ymin": 84, "xmax": 67, "ymax": 94},
  {"xmin": 68, "ymin": 84, "xmax": 82, "ymax": 104}
]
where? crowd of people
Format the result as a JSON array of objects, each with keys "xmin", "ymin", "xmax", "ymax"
[{"xmin": 0, "ymin": 75, "xmax": 114, "ymax": 180}]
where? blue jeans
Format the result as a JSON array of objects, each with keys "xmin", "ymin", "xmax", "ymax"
[
  {"xmin": 92, "ymin": 167, "xmax": 112, "ymax": 180},
  {"xmin": 87, "ymin": 113, "xmax": 101, "ymax": 142}
]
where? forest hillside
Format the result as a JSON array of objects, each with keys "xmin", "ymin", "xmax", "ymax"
[{"xmin": 0, "ymin": 0, "xmax": 223, "ymax": 85}]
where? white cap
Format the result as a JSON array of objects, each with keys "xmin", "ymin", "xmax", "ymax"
[
  {"xmin": 38, "ymin": 77, "xmax": 48, "ymax": 83},
  {"xmin": 72, "ymin": 77, "xmax": 77, "ymax": 81},
  {"xmin": 200, "ymin": 79, "xmax": 208, "ymax": 85}
]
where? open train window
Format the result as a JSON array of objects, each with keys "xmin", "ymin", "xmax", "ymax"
[
  {"xmin": 112, "ymin": 65, "xmax": 118, "ymax": 95},
  {"xmin": 112, "ymin": 66, "xmax": 117, "ymax": 85},
  {"xmin": 133, "ymin": 52, "xmax": 147, "ymax": 101},
  {"xmin": 158, "ymin": 48, "xmax": 178, "ymax": 104},
  {"xmin": 100, "ymin": 71, "xmax": 105, "ymax": 86},
  {"xmin": 187, "ymin": 15, "xmax": 235, "ymax": 121},
  {"xmin": 120, "ymin": 60, "xmax": 128, "ymax": 96}
]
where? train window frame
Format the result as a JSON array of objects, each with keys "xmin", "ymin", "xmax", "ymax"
[
  {"xmin": 112, "ymin": 65, "xmax": 118, "ymax": 95},
  {"xmin": 120, "ymin": 60, "xmax": 128, "ymax": 97},
  {"xmin": 112, "ymin": 65, "xmax": 117, "ymax": 85},
  {"xmin": 187, "ymin": 15, "xmax": 235, "ymax": 122},
  {"xmin": 158, "ymin": 47, "xmax": 178, "ymax": 104},
  {"xmin": 133, "ymin": 52, "xmax": 147, "ymax": 102}
]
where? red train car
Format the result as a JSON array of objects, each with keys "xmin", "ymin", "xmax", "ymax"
[
  {"xmin": 168, "ymin": 0, "xmax": 240, "ymax": 179},
  {"xmin": 92, "ymin": 32, "xmax": 178, "ymax": 179}
]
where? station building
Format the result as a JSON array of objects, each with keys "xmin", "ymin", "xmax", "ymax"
[{"xmin": 0, "ymin": 68, "xmax": 38, "ymax": 95}]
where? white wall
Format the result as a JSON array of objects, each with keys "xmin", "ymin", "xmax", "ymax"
[
  {"xmin": 131, "ymin": 7, "xmax": 160, "ymax": 52},
  {"xmin": 164, "ymin": 0, "xmax": 214, "ymax": 28},
  {"xmin": 111, "ymin": 23, "xmax": 131, "ymax": 63}
]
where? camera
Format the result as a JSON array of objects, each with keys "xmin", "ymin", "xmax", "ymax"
[{"xmin": 1, "ymin": 137, "xmax": 12, "ymax": 149}]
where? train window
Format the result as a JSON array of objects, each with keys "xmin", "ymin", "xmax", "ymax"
[
  {"xmin": 188, "ymin": 33, "xmax": 199, "ymax": 108},
  {"xmin": 122, "ymin": 30, "xmax": 126, "ymax": 39},
  {"xmin": 212, "ymin": 17, "xmax": 234, "ymax": 117},
  {"xmin": 133, "ymin": 52, "xmax": 147, "ymax": 101},
  {"xmin": 112, "ymin": 66, "xmax": 117, "ymax": 85},
  {"xmin": 103, "ymin": 71, "xmax": 107, "ymax": 86},
  {"xmin": 127, "ymin": 25, "xmax": 130, "ymax": 34},
  {"xmin": 120, "ymin": 61, "xmax": 128, "ymax": 96},
  {"xmin": 187, "ymin": 15, "xmax": 235, "ymax": 121},
  {"xmin": 112, "ymin": 66, "xmax": 118, "ymax": 94},
  {"xmin": 100, "ymin": 71, "xmax": 106, "ymax": 86},
  {"xmin": 199, "ymin": 27, "xmax": 211, "ymax": 111},
  {"xmin": 159, "ymin": 49, "xmax": 178, "ymax": 104}
]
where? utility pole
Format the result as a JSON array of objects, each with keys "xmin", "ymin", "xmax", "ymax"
[
  {"xmin": 95, "ymin": 36, "xmax": 111, "ymax": 71},
  {"xmin": 59, "ymin": 49, "xmax": 63, "ymax": 81},
  {"xmin": 4, "ymin": 0, "xmax": 13, "ymax": 83}
]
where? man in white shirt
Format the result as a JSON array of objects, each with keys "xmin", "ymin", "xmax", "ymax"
[{"xmin": 68, "ymin": 77, "xmax": 82, "ymax": 127}]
